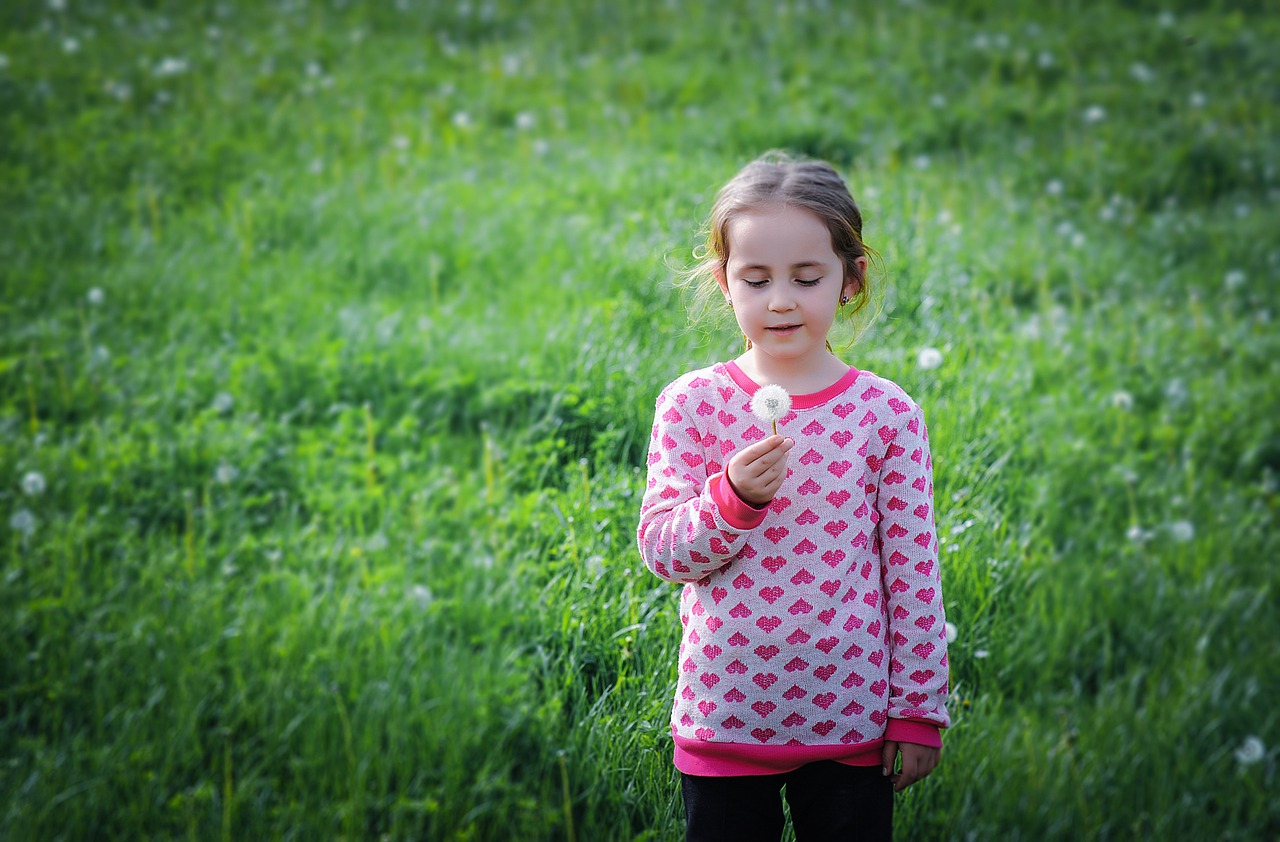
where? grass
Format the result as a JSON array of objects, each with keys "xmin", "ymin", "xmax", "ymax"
[{"xmin": 2, "ymin": 0, "xmax": 1278, "ymax": 839}]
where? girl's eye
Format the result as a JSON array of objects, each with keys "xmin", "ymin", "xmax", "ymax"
[
  {"xmin": 743, "ymin": 279, "xmax": 769, "ymax": 288},
  {"xmin": 796, "ymin": 278, "xmax": 822, "ymax": 286}
]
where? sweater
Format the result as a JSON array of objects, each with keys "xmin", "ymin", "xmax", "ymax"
[{"xmin": 637, "ymin": 360, "xmax": 950, "ymax": 775}]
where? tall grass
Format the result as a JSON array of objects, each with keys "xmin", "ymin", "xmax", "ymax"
[{"xmin": 2, "ymin": 0, "xmax": 1277, "ymax": 839}]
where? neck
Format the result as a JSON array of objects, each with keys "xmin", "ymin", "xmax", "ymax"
[{"xmin": 737, "ymin": 348, "xmax": 849, "ymax": 395}]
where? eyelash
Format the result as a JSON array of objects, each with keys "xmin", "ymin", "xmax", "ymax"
[{"xmin": 742, "ymin": 278, "xmax": 823, "ymax": 288}]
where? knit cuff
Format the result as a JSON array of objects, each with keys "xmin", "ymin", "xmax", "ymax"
[
  {"xmin": 884, "ymin": 718, "xmax": 942, "ymax": 748},
  {"xmin": 709, "ymin": 471, "xmax": 769, "ymax": 531}
]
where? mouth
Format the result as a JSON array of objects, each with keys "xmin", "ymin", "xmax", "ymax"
[{"xmin": 766, "ymin": 324, "xmax": 801, "ymax": 333}]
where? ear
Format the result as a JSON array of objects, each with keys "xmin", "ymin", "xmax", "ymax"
[
  {"xmin": 844, "ymin": 256, "xmax": 869, "ymax": 299},
  {"xmin": 714, "ymin": 264, "xmax": 730, "ymax": 299}
]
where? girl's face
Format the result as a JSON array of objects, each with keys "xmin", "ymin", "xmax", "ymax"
[{"xmin": 715, "ymin": 204, "xmax": 863, "ymax": 371}]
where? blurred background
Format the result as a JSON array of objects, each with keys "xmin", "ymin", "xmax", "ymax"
[{"xmin": 1, "ymin": 0, "xmax": 1277, "ymax": 839}]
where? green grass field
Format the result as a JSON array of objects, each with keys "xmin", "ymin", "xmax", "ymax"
[{"xmin": 2, "ymin": 1, "xmax": 1278, "ymax": 839}]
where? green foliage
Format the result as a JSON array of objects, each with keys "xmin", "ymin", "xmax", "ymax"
[{"xmin": 2, "ymin": 0, "xmax": 1278, "ymax": 839}]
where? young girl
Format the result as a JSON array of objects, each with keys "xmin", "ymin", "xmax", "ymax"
[{"xmin": 637, "ymin": 152, "xmax": 949, "ymax": 841}]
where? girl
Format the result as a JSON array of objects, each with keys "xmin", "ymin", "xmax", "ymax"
[{"xmin": 637, "ymin": 152, "xmax": 949, "ymax": 841}]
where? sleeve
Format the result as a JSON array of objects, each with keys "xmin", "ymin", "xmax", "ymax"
[
  {"xmin": 876, "ymin": 403, "xmax": 951, "ymax": 740},
  {"xmin": 636, "ymin": 385, "xmax": 768, "ymax": 584}
]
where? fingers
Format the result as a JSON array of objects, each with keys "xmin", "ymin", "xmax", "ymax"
[
  {"xmin": 880, "ymin": 740, "xmax": 898, "ymax": 781},
  {"xmin": 889, "ymin": 745, "xmax": 940, "ymax": 792},
  {"xmin": 737, "ymin": 435, "xmax": 793, "ymax": 469}
]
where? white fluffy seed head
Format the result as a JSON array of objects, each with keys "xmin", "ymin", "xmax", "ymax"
[{"xmin": 750, "ymin": 384, "xmax": 792, "ymax": 423}]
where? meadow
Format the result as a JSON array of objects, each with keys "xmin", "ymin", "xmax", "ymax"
[{"xmin": 1, "ymin": 0, "xmax": 1278, "ymax": 839}]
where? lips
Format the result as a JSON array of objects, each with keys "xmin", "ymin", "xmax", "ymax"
[{"xmin": 767, "ymin": 324, "xmax": 801, "ymax": 331}]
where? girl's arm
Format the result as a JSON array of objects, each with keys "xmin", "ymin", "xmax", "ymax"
[
  {"xmin": 877, "ymin": 403, "xmax": 951, "ymax": 737},
  {"xmin": 637, "ymin": 386, "xmax": 769, "ymax": 584}
]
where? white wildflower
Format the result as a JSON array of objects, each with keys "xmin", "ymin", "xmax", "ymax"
[
  {"xmin": 1157, "ymin": 11, "xmax": 1175, "ymax": 28},
  {"xmin": 154, "ymin": 57, "xmax": 188, "ymax": 77},
  {"xmin": 21, "ymin": 472, "xmax": 46, "ymax": 496},
  {"xmin": 973, "ymin": 649, "xmax": 989, "ymax": 659},
  {"xmin": 103, "ymin": 79, "xmax": 132, "ymax": 101},
  {"xmin": 1126, "ymin": 524, "xmax": 1148, "ymax": 543},
  {"xmin": 367, "ymin": 532, "xmax": 388, "ymax": 552},
  {"xmin": 1130, "ymin": 62, "xmax": 1155, "ymax": 84},
  {"xmin": 1083, "ymin": 105, "xmax": 1106, "ymax": 124},
  {"xmin": 392, "ymin": 134, "xmax": 409, "ymax": 151},
  {"xmin": 9, "ymin": 508, "xmax": 37, "ymax": 538},
  {"xmin": 410, "ymin": 584, "xmax": 433, "ymax": 607},
  {"xmin": 63, "ymin": 37, "xmax": 80, "ymax": 54},
  {"xmin": 945, "ymin": 622, "xmax": 957, "ymax": 644},
  {"xmin": 305, "ymin": 60, "xmax": 322, "ymax": 78},
  {"xmin": 48, "ymin": 0, "xmax": 67, "ymax": 10},
  {"xmin": 929, "ymin": 93, "xmax": 946, "ymax": 109},
  {"xmin": 452, "ymin": 111, "xmax": 471, "ymax": 129},
  {"xmin": 749, "ymin": 384, "xmax": 792, "ymax": 435},
  {"xmin": 1167, "ymin": 520, "xmax": 1195, "ymax": 542},
  {"xmin": 0, "ymin": 54, "xmax": 9, "ymax": 71},
  {"xmin": 212, "ymin": 391, "xmax": 234, "ymax": 414},
  {"xmin": 215, "ymin": 462, "xmax": 238, "ymax": 485},
  {"xmin": 1046, "ymin": 179, "xmax": 1064, "ymax": 197},
  {"xmin": 1071, "ymin": 231, "xmax": 1086, "ymax": 249},
  {"xmin": 1234, "ymin": 736, "xmax": 1264, "ymax": 766},
  {"xmin": 917, "ymin": 347, "xmax": 944, "ymax": 370},
  {"xmin": 87, "ymin": 286, "xmax": 105, "ymax": 305},
  {"xmin": 1037, "ymin": 51, "xmax": 1054, "ymax": 68},
  {"xmin": 912, "ymin": 154, "xmax": 931, "ymax": 170},
  {"xmin": 1224, "ymin": 269, "xmax": 1245, "ymax": 290},
  {"xmin": 1189, "ymin": 91, "xmax": 1206, "ymax": 109},
  {"xmin": 1110, "ymin": 390, "xmax": 1133, "ymax": 410},
  {"xmin": 515, "ymin": 111, "xmax": 536, "ymax": 131}
]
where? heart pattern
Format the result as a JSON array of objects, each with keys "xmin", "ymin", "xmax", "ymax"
[{"xmin": 638, "ymin": 362, "xmax": 949, "ymax": 753}]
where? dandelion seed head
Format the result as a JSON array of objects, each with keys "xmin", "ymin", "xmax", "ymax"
[
  {"xmin": 1234, "ymin": 736, "xmax": 1264, "ymax": 766},
  {"xmin": 0, "ymin": 54, "xmax": 9, "ymax": 71},
  {"xmin": 1126, "ymin": 524, "xmax": 1148, "ymax": 542},
  {"xmin": 750, "ymin": 384, "xmax": 792, "ymax": 424},
  {"xmin": 945, "ymin": 622, "xmax": 957, "ymax": 644},
  {"xmin": 410, "ymin": 584, "xmax": 433, "ymax": 607},
  {"xmin": 912, "ymin": 154, "xmax": 931, "ymax": 170},
  {"xmin": 1189, "ymin": 91, "xmax": 1206, "ymax": 109},
  {"xmin": 1046, "ymin": 179, "xmax": 1064, "ymax": 197},
  {"xmin": 9, "ymin": 508, "xmax": 37, "ymax": 538},
  {"xmin": 1168, "ymin": 520, "xmax": 1195, "ymax": 542},
  {"xmin": 917, "ymin": 347, "xmax": 944, "ymax": 370},
  {"xmin": 1110, "ymin": 390, "xmax": 1133, "ymax": 411},
  {"xmin": 1083, "ymin": 105, "xmax": 1106, "ymax": 124},
  {"xmin": 63, "ymin": 37, "xmax": 80, "ymax": 54},
  {"xmin": 973, "ymin": 649, "xmax": 990, "ymax": 659},
  {"xmin": 515, "ymin": 111, "xmax": 535, "ymax": 131},
  {"xmin": 212, "ymin": 392, "xmax": 234, "ymax": 414},
  {"xmin": 1224, "ymin": 269, "xmax": 1245, "ymax": 290},
  {"xmin": 48, "ymin": 0, "xmax": 67, "ymax": 11},
  {"xmin": 452, "ymin": 111, "xmax": 471, "ymax": 129},
  {"xmin": 1037, "ymin": 50, "xmax": 1054, "ymax": 68},
  {"xmin": 392, "ymin": 134, "xmax": 409, "ymax": 151},
  {"xmin": 1130, "ymin": 62, "xmax": 1155, "ymax": 84},
  {"xmin": 154, "ymin": 57, "xmax": 189, "ymax": 77},
  {"xmin": 87, "ymin": 286, "xmax": 105, "ymax": 305},
  {"xmin": 215, "ymin": 462, "xmax": 238, "ymax": 484},
  {"xmin": 21, "ymin": 472, "xmax": 46, "ymax": 496}
]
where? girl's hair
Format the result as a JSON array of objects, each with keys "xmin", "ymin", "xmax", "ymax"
[{"xmin": 679, "ymin": 150, "xmax": 882, "ymax": 347}]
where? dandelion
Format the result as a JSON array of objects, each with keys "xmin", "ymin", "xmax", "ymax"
[
  {"xmin": 1110, "ymin": 390, "xmax": 1133, "ymax": 410},
  {"xmin": 1224, "ymin": 269, "xmax": 1245, "ymax": 290},
  {"xmin": 87, "ymin": 286, "xmax": 104, "ymax": 305},
  {"xmin": 1157, "ymin": 10, "xmax": 1175, "ymax": 28},
  {"xmin": 63, "ymin": 37, "xmax": 80, "ymax": 54},
  {"xmin": 1189, "ymin": 91, "xmax": 1206, "ymax": 109},
  {"xmin": 103, "ymin": 79, "xmax": 132, "ymax": 101},
  {"xmin": 410, "ymin": 584, "xmax": 434, "ymax": 607},
  {"xmin": 48, "ymin": 0, "xmax": 67, "ymax": 11},
  {"xmin": 973, "ymin": 649, "xmax": 989, "ymax": 659},
  {"xmin": 1168, "ymin": 520, "xmax": 1195, "ymax": 542},
  {"xmin": 0, "ymin": 54, "xmax": 10, "ymax": 71},
  {"xmin": 9, "ymin": 508, "xmax": 37, "ymax": 539},
  {"xmin": 515, "ymin": 111, "xmax": 536, "ymax": 131},
  {"xmin": 1126, "ymin": 524, "xmax": 1148, "ymax": 543},
  {"xmin": 392, "ymin": 134, "xmax": 409, "ymax": 151},
  {"xmin": 1130, "ymin": 62, "xmax": 1155, "ymax": 83},
  {"xmin": 1046, "ymin": 179, "xmax": 1064, "ymax": 197},
  {"xmin": 215, "ymin": 462, "xmax": 237, "ymax": 485},
  {"xmin": 929, "ymin": 93, "xmax": 946, "ymax": 109},
  {"xmin": 945, "ymin": 622, "xmax": 957, "ymax": 644},
  {"xmin": 1234, "ymin": 736, "xmax": 1264, "ymax": 766},
  {"xmin": 1037, "ymin": 50, "xmax": 1054, "ymax": 68},
  {"xmin": 1083, "ymin": 105, "xmax": 1106, "ymax": 124},
  {"xmin": 917, "ymin": 347, "xmax": 943, "ymax": 370},
  {"xmin": 21, "ymin": 472, "xmax": 46, "ymax": 496},
  {"xmin": 305, "ymin": 60, "xmax": 322, "ymax": 78},
  {"xmin": 749, "ymin": 384, "xmax": 791, "ymax": 435},
  {"xmin": 212, "ymin": 391, "xmax": 234, "ymax": 414},
  {"xmin": 367, "ymin": 532, "xmax": 388, "ymax": 553},
  {"xmin": 912, "ymin": 154, "xmax": 931, "ymax": 170},
  {"xmin": 452, "ymin": 111, "xmax": 471, "ymax": 129},
  {"xmin": 154, "ymin": 57, "xmax": 188, "ymax": 77}
]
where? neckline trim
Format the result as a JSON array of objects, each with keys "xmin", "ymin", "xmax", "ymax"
[{"xmin": 724, "ymin": 360, "xmax": 863, "ymax": 409}]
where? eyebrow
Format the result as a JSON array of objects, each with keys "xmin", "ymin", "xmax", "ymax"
[{"xmin": 738, "ymin": 261, "xmax": 825, "ymax": 273}]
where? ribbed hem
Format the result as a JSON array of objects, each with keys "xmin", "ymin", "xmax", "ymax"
[
  {"xmin": 674, "ymin": 735, "xmax": 882, "ymax": 777},
  {"xmin": 709, "ymin": 471, "xmax": 769, "ymax": 530}
]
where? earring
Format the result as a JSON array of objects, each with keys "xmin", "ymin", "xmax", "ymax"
[{"xmin": 839, "ymin": 295, "xmax": 849, "ymax": 306}]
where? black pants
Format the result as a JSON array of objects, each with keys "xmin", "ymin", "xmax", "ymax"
[{"xmin": 681, "ymin": 761, "xmax": 893, "ymax": 842}]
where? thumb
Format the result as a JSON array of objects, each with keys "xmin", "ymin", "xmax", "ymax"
[{"xmin": 881, "ymin": 740, "xmax": 899, "ymax": 777}]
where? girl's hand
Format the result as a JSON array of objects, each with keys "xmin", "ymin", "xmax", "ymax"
[
  {"xmin": 881, "ymin": 741, "xmax": 940, "ymax": 792},
  {"xmin": 726, "ymin": 435, "xmax": 794, "ymax": 507}
]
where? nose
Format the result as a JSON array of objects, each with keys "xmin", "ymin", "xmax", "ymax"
[{"xmin": 768, "ymin": 288, "xmax": 797, "ymax": 312}]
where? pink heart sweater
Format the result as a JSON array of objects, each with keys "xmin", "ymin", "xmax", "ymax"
[{"xmin": 637, "ymin": 361, "xmax": 950, "ymax": 775}]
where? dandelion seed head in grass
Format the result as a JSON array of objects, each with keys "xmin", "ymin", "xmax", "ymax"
[
  {"xmin": 1167, "ymin": 520, "xmax": 1195, "ymax": 542},
  {"xmin": 945, "ymin": 622, "xmax": 957, "ymax": 644},
  {"xmin": 21, "ymin": 472, "xmax": 46, "ymax": 496},
  {"xmin": 749, "ymin": 384, "xmax": 791, "ymax": 435},
  {"xmin": 9, "ymin": 508, "xmax": 36, "ymax": 538},
  {"xmin": 917, "ymin": 347, "xmax": 943, "ymax": 370},
  {"xmin": 1235, "ymin": 736, "xmax": 1265, "ymax": 766}
]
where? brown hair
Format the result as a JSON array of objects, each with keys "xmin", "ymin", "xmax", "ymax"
[{"xmin": 680, "ymin": 150, "xmax": 882, "ymax": 347}]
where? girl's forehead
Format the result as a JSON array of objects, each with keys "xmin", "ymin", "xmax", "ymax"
[{"xmin": 726, "ymin": 205, "xmax": 835, "ymax": 264}]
